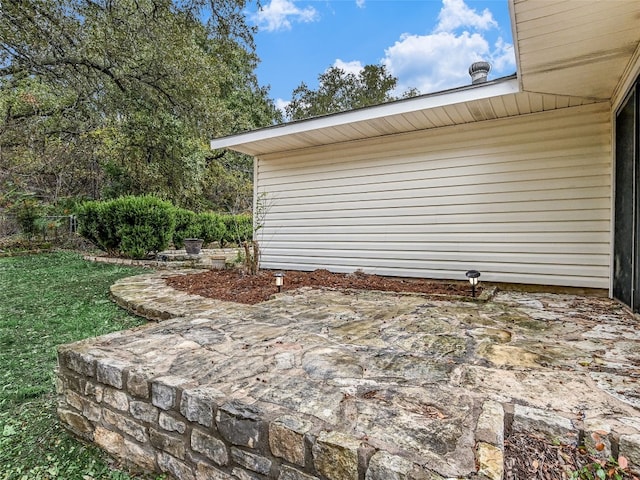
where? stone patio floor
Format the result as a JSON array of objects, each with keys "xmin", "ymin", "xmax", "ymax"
[{"xmin": 57, "ymin": 271, "xmax": 640, "ymax": 479}]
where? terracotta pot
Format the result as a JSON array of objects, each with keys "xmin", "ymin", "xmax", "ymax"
[{"xmin": 184, "ymin": 238, "xmax": 203, "ymax": 255}]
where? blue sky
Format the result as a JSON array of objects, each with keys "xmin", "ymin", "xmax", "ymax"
[{"xmin": 245, "ymin": 0, "xmax": 516, "ymax": 112}]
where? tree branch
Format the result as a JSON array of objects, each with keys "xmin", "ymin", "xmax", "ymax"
[{"xmin": 0, "ymin": 57, "xmax": 127, "ymax": 92}]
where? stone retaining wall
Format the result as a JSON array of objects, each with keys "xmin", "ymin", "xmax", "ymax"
[
  {"xmin": 84, "ymin": 254, "xmax": 226, "ymax": 270},
  {"xmin": 60, "ymin": 343, "xmax": 640, "ymax": 480},
  {"xmin": 59, "ymin": 347, "xmax": 483, "ymax": 480},
  {"xmin": 56, "ymin": 273, "xmax": 640, "ymax": 479}
]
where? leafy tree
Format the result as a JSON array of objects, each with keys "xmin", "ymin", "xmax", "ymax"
[
  {"xmin": 0, "ymin": 0, "xmax": 279, "ymax": 210},
  {"xmin": 285, "ymin": 64, "xmax": 419, "ymax": 121}
]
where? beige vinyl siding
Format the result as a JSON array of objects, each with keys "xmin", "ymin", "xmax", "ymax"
[{"xmin": 256, "ymin": 102, "xmax": 612, "ymax": 288}]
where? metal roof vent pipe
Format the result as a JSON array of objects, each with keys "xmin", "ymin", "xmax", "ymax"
[{"xmin": 469, "ymin": 61, "xmax": 491, "ymax": 85}]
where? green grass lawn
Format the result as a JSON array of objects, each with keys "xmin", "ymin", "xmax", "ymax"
[{"xmin": 0, "ymin": 252, "xmax": 164, "ymax": 480}]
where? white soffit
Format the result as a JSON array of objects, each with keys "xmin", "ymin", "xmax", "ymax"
[
  {"xmin": 512, "ymin": 0, "xmax": 640, "ymax": 99},
  {"xmin": 210, "ymin": 77, "xmax": 599, "ymax": 156},
  {"xmin": 211, "ymin": 0, "xmax": 640, "ymax": 157}
]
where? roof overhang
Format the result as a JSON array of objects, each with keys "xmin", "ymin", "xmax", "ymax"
[
  {"xmin": 211, "ymin": 76, "xmax": 519, "ymax": 156},
  {"xmin": 211, "ymin": 0, "xmax": 640, "ymax": 157},
  {"xmin": 210, "ymin": 76, "xmax": 601, "ymax": 156},
  {"xmin": 511, "ymin": 0, "xmax": 640, "ymax": 99}
]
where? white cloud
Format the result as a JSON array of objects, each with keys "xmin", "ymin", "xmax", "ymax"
[
  {"xmin": 356, "ymin": 0, "xmax": 365, "ymax": 8},
  {"xmin": 489, "ymin": 36, "xmax": 515, "ymax": 72},
  {"xmin": 382, "ymin": 0, "xmax": 515, "ymax": 95},
  {"xmin": 275, "ymin": 98, "xmax": 290, "ymax": 115},
  {"xmin": 332, "ymin": 59, "xmax": 364, "ymax": 76},
  {"xmin": 384, "ymin": 31, "xmax": 491, "ymax": 93},
  {"xmin": 252, "ymin": 0, "xmax": 319, "ymax": 32},
  {"xmin": 435, "ymin": 0, "xmax": 497, "ymax": 32}
]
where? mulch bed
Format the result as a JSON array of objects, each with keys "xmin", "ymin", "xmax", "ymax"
[{"xmin": 165, "ymin": 268, "xmax": 479, "ymax": 305}]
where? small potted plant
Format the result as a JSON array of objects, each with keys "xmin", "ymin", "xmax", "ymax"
[{"xmin": 183, "ymin": 225, "xmax": 204, "ymax": 255}]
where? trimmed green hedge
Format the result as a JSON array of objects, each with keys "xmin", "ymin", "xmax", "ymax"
[
  {"xmin": 197, "ymin": 212, "xmax": 227, "ymax": 246},
  {"xmin": 77, "ymin": 195, "xmax": 253, "ymax": 256},
  {"xmin": 172, "ymin": 210, "xmax": 251, "ymax": 248},
  {"xmin": 77, "ymin": 195, "xmax": 175, "ymax": 259},
  {"xmin": 172, "ymin": 207, "xmax": 198, "ymax": 249},
  {"xmin": 76, "ymin": 201, "xmax": 118, "ymax": 254},
  {"xmin": 222, "ymin": 213, "xmax": 253, "ymax": 246}
]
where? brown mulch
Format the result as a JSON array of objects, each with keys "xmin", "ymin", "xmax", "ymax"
[
  {"xmin": 504, "ymin": 431, "xmax": 639, "ymax": 480},
  {"xmin": 165, "ymin": 268, "xmax": 479, "ymax": 305}
]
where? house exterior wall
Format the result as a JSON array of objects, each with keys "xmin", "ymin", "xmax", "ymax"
[{"xmin": 256, "ymin": 102, "xmax": 612, "ymax": 288}]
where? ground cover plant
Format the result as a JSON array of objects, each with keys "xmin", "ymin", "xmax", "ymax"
[{"xmin": 0, "ymin": 252, "xmax": 164, "ymax": 480}]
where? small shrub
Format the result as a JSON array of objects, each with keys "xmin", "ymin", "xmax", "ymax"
[
  {"xmin": 219, "ymin": 214, "xmax": 233, "ymax": 247},
  {"xmin": 35, "ymin": 217, "xmax": 62, "ymax": 240},
  {"xmin": 197, "ymin": 212, "xmax": 226, "ymax": 246},
  {"xmin": 172, "ymin": 207, "xmax": 197, "ymax": 248},
  {"xmin": 118, "ymin": 224, "xmax": 157, "ymax": 259},
  {"xmin": 77, "ymin": 195, "xmax": 175, "ymax": 258},
  {"xmin": 13, "ymin": 198, "xmax": 43, "ymax": 241},
  {"xmin": 223, "ymin": 213, "xmax": 253, "ymax": 246},
  {"xmin": 184, "ymin": 223, "xmax": 204, "ymax": 240},
  {"xmin": 76, "ymin": 200, "xmax": 119, "ymax": 254},
  {"xmin": 110, "ymin": 196, "xmax": 175, "ymax": 258}
]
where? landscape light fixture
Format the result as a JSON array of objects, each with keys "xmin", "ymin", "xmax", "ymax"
[
  {"xmin": 274, "ymin": 272, "xmax": 284, "ymax": 293},
  {"xmin": 465, "ymin": 270, "xmax": 481, "ymax": 298}
]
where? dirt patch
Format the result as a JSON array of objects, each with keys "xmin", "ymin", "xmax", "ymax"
[
  {"xmin": 505, "ymin": 432, "xmax": 639, "ymax": 480},
  {"xmin": 165, "ymin": 268, "xmax": 480, "ymax": 305}
]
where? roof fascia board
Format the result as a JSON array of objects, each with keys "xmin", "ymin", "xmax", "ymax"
[
  {"xmin": 612, "ymin": 39, "xmax": 640, "ymax": 109},
  {"xmin": 508, "ymin": 0, "xmax": 523, "ymax": 90},
  {"xmin": 210, "ymin": 77, "xmax": 520, "ymax": 150}
]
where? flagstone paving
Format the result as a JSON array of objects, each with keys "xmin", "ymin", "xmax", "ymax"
[{"xmin": 57, "ymin": 271, "xmax": 640, "ymax": 479}]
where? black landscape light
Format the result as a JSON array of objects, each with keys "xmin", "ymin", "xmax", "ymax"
[
  {"xmin": 465, "ymin": 270, "xmax": 481, "ymax": 298},
  {"xmin": 274, "ymin": 272, "xmax": 284, "ymax": 293}
]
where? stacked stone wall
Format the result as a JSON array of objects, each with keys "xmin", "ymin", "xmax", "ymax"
[
  {"xmin": 57, "ymin": 348, "xmax": 441, "ymax": 480},
  {"xmin": 57, "ymin": 275, "xmax": 640, "ymax": 479}
]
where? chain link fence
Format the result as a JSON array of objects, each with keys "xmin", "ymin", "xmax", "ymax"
[{"xmin": 0, "ymin": 213, "xmax": 77, "ymax": 240}]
